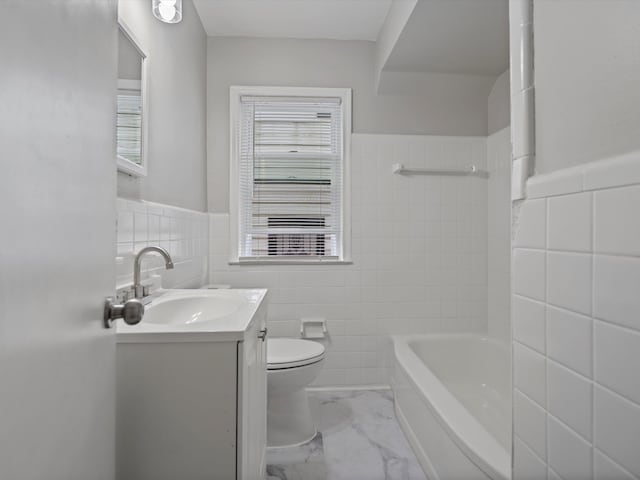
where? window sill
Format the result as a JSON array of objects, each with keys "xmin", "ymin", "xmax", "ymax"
[{"xmin": 228, "ymin": 258, "xmax": 353, "ymax": 266}]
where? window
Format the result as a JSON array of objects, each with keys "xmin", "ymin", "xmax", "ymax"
[
  {"xmin": 116, "ymin": 82, "xmax": 143, "ymax": 165},
  {"xmin": 230, "ymin": 87, "xmax": 351, "ymax": 263}
]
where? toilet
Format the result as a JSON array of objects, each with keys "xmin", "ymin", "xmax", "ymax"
[{"xmin": 267, "ymin": 338, "xmax": 325, "ymax": 448}]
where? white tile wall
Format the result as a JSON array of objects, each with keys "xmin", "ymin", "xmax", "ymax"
[
  {"xmin": 513, "ymin": 249, "xmax": 546, "ymax": 301},
  {"xmin": 547, "ymin": 415, "xmax": 593, "ymax": 480},
  {"xmin": 513, "ymin": 151, "xmax": 640, "ymax": 479},
  {"xmin": 593, "ymin": 386, "xmax": 640, "ymax": 478},
  {"xmin": 546, "ymin": 306, "xmax": 592, "ymax": 377},
  {"xmin": 548, "ymin": 192, "xmax": 592, "ymax": 252},
  {"xmin": 514, "ymin": 437, "xmax": 547, "ymax": 480},
  {"xmin": 116, "ymin": 198, "xmax": 209, "ymax": 290},
  {"xmin": 546, "ymin": 252, "xmax": 592, "ymax": 315},
  {"xmin": 514, "ymin": 389, "xmax": 547, "ymax": 460},
  {"xmin": 593, "ymin": 254, "xmax": 640, "ymax": 331},
  {"xmin": 594, "ymin": 321, "xmax": 640, "ymax": 404},
  {"xmin": 210, "ymin": 133, "xmax": 489, "ymax": 386},
  {"xmin": 514, "ymin": 198, "xmax": 546, "ymax": 249},
  {"xmin": 514, "ymin": 342, "xmax": 547, "ymax": 407},
  {"xmin": 512, "ymin": 295, "xmax": 545, "ymax": 353},
  {"xmin": 594, "ymin": 449, "xmax": 637, "ymax": 480},
  {"xmin": 547, "ymin": 360, "xmax": 592, "ymax": 440},
  {"xmin": 594, "ymin": 185, "xmax": 640, "ymax": 256}
]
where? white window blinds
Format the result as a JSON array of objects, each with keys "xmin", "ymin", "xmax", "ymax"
[
  {"xmin": 237, "ymin": 95, "xmax": 344, "ymax": 260},
  {"xmin": 116, "ymin": 87, "xmax": 143, "ymax": 165}
]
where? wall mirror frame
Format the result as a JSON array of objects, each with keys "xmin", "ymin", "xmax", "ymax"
[{"xmin": 117, "ymin": 18, "xmax": 149, "ymax": 177}]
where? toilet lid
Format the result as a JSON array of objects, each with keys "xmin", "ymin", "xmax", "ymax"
[{"xmin": 267, "ymin": 338, "xmax": 325, "ymax": 369}]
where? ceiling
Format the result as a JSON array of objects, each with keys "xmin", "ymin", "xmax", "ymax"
[
  {"xmin": 192, "ymin": 0, "xmax": 393, "ymax": 41},
  {"xmin": 384, "ymin": 0, "xmax": 509, "ymax": 76}
]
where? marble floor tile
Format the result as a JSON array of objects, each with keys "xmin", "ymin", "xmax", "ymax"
[
  {"xmin": 267, "ymin": 433, "xmax": 327, "ymax": 480},
  {"xmin": 266, "ymin": 390, "xmax": 427, "ymax": 480}
]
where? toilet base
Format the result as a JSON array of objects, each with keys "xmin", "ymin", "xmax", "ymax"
[{"xmin": 267, "ymin": 388, "xmax": 316, "ymax": 448}]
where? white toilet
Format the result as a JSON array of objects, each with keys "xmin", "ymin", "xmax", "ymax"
[{"xmin": 267, "ymin": 338, "xmax": 325, "ymax": 448}]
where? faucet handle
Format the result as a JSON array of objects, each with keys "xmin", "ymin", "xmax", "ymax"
[{"xmin": 103, "ymin": 297, "xmax": 145, "ymax": 329}]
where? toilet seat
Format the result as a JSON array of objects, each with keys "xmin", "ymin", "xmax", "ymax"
[{"xmin": 267, "ymin": 338, "xmax": 325, "ymax": 370}]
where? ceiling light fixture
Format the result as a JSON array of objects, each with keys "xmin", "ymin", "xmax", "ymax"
[{"xmin": 152, "ymin": 0, "xmax": 182, "ymax": 24}]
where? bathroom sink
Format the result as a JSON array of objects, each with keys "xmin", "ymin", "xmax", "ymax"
[
  {"xmin": 115, "ymin": 288, "xmax": 268, "ymax": 342},
  {"xmin": 144, "ymin": 294, "xmax": 245, "ymax": 326}
]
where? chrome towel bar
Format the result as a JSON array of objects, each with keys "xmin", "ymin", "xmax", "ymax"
[{"xmin": 391, "ymin": 163, "xmax": 489, "ymax": 178}]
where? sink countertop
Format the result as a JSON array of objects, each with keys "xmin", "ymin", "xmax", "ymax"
[{"xmin": 116, "ymin": 288, "xmax": 268, "ymax": 343}]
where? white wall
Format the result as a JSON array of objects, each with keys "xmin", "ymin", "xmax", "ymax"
[
  {"xmin": 487, "ymin": 67, "xmax": 511, "ymax": 342},
  {"xmin": 117, "ymin": 0, "xmax": 207, "ymax": 212},
  {"xmin": 374, "ymin": 0, "xmax": 417, "ymax": 86},
  {"xmin": 488, "ymin": 69, "xmax": 510, "ymax": 135},
  {"xmin": 210, "ymin": 133, "xmax": 488, "ymax": 386},
  {"xmin": 116, "ymin": 198, "xmax": 209, "ymax": 290},
  {"xmin": 487, "ymin": 127, "xmax": 511, "ymax": 342},
  {"xmin": 376, "ymin": 69, "xmax": 497, "ymax": 131},
  {"xmin": 512, "ymin": 152, "xmax": 640, "ymax": 479},
  {"xmin": 118, "ymin": 29, "xmax": 142, "ymax": 80},
  {"xmin": 534, "ymin": 0, "xmax": 640, "ymax": 174},
  {"xmin": 206, "ymin": 37, "xmax": 492, "ymax": 213}
]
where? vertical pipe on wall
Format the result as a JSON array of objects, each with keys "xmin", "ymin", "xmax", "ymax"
[
  {"xmin": 509, "ymin": 3, "xmax": 534, "ymax": 475},
  {"xmin": 509, "ymin": 0, "xmax": 534, "ymax": 200}
]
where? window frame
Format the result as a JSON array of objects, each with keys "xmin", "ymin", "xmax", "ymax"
[
  {"xmin": 229, "ymin": 86, "xmax": 352, "ymax": 265},
  {"xmin": 116, "ymin": 19, "xmax": 149, "ymax": 178}
]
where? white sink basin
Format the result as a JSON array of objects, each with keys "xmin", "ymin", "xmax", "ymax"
[
  {"xmin": 116, "ymin": 288, "xmax": 268, "ymax": 342},
  {"xmin": 144, "ymin": 295, "xmax": 246, "ymax": 326}
]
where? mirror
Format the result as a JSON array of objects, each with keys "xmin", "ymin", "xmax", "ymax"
[{"xmin": 117, "ymin": 21, "xmax": 148, "ymax": 177}]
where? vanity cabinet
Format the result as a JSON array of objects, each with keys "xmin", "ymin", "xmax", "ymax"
[
  {"xmin": 237, "ymin": 312, "xmax": 268, "ymax": 479},
  {"xmin": 116, "ymin": 291, "xmax": 267, "ymax": 480}
]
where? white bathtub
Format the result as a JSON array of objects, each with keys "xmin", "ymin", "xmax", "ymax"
[{"xmin": 392, "ymin": 334, "xmax": 511, "ymax": 480}]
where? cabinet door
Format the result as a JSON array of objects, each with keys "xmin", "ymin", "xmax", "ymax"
[
  {"xmin": 117, "ymin": 342, "xmax": 238, "ymax": 480},
  {"xmin": 237, "ymin": 305, "xmax": 267, "ymax": 479}
]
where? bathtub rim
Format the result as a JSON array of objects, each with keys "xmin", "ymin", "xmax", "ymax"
[{"xmin": 392, "ymin": 333, "xmax": 511, "ymax": 480}]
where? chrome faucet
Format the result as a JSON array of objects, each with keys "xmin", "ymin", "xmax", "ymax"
[{"xmin": 133, "ymin": 246, "xmax": 174, "ymax": 299}]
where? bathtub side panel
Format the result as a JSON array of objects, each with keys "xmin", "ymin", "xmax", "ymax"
[{"xmin": 393, "ymin": 358, "xmax": 493, "ymax": 480}]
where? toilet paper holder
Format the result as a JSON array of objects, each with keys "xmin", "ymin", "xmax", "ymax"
[{"xmin": 300, "ymin": 318, "xmax": 328, "ymax": 339}]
